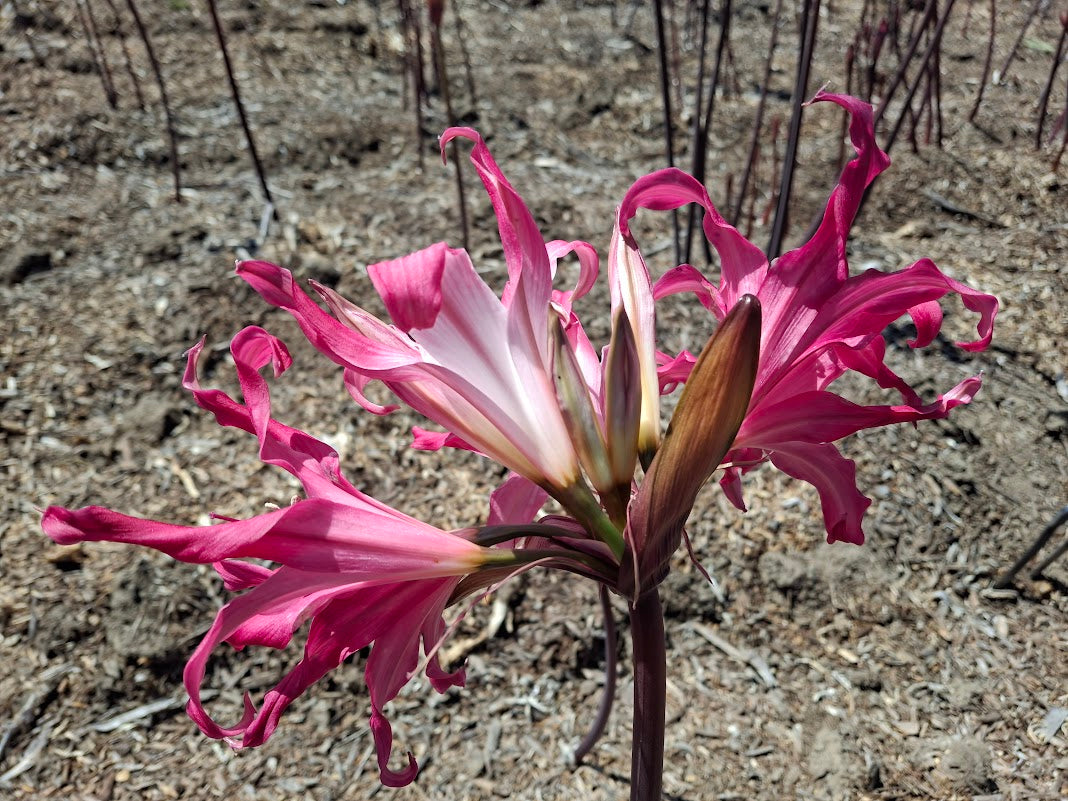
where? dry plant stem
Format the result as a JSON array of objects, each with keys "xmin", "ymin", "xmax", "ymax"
[
  {"xmin": 993, "ymin": 506, "xmax": 1068, "ymax": 588},
  {"xmin": 124, "ymin": 0, "xmax": 181, "ymax": 202},
  {"xmin": 101, "ymin": 0, "xmax": 145, "ymax": 110},
  {"xmin": 397, "ymin": 0, "xmax": 426, "ymax": 169},
  {"xmin": 996, "ymin": 0, "xmax": 1041, "ymax": 85},
  {"xmin": 75, "ymin": 0, "xmax": 118, "ymax": 108},
  {"xmin": 1036, "ymin": 15, "xmax": 1068, "ymax": 149},
  {"xmin": 730, "ymin": 0, "xmax": 782, "ymax": 227},
  {"xmin": 968, "ymin": 0, "xmax": 995, "ymax": 122},
  {"xmin": 873, "ymin": 0, "xmax": 935, "ymax": 127},
  {"xmin": 766, "ymin": 0, "xmax": 819, "ymax": 260},
  {"xmin": 205, "ymin": 0, "xmax": 276, "ymax": 218},
  {"xmin": 573, "ymin": 584, "xmax": 618, "ymax": 765},
  {"xmin": 883, "ymin": 0, "xmax": 957, "ymax": 155},
  {"xmin": 683, "ymin": 0, "xmax": 711, "ymax": 261},
  {"xmin": 449, "ymin": 0, "xmax": 478, "ymax": 106},
  {"xmin": 629, "ymin": 588, "xmax": 666, "ymax": 801},
  {"xmin": 652, "ymin": 0, "xmax": 680, "ymax": 265},
  {"xmin": 685, "ymin": 0, "xmax": 731, "ymax": 265},
  {"xmin": 430, "ymin": 18, "xmax": 470, "ymax": 250}
]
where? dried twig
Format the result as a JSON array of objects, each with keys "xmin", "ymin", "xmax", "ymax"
[
  {"xmin": 124, "ymin": 0, "xmax": 182, "ymax": 202},
  {"xmin": 652, "ymin": 0, "xmax": 680, "ymax": 264},
  {"xmin": 75, "ymin": 0, "xmax": 118, "ymax": 108},
  {"xmin": 0, "ymin": 664, "xmax": 74, "ymax": 765},
  {"xmin": 205, "ymin": 0, "xmax": 276, "ymax": 219},
  {"xmin": 996, "ymin": 0, "xmax": 1041, "ymax": 85},
  {"xmin": 993, "ymin": 505, "xmax": 1068, "ymax": 588},
  {"xmin": 730, "ymin": 0, "xmax": 782, "ymax": 227},
  {"xmin": 968, "ymin": 0, "xmax": 995, "ymax": 122},
  {"xmin": 766, "ymin": 0, "xmax": 820, "ymax": 259},
  {"xmin": 101, "ymin": 0, "xmax": 146, "ymax": 110},
  {"xmin": 1036, "ymin": 13, "xmax": 1068, "ymax": 149},
  {"xmin": 429, "ymin": 0, "xmax": 469, "ymax": 249},
  {"xmin": 685, "ymin": 0, "xmax": 731, "ymax": 265},
  {"xmin": 685, "ymin": 621, "xmax": 776, "ymax": 687}
]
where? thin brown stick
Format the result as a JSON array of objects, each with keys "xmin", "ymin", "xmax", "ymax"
[
  {"xmin": 1036, "ymin": 13, "xmax": 1068, "ymax": 149},
  {"xmin": 653, "ymin": 0, "xmax": 680, "ymax": 265},
  {"xmin": 967, "ymin": 0, "xmax": 995, "ymax": 122},
  {"xmin": 993, "ymin": 506, "xmax": 1068, "ymax": 588},
  {"xmin": 124, "ymin": 0, "xmax": 181, "ymax": 202},
  {"xmin": 874, "ymin": 0, "xmax": 935, "ymax": 127},
  {"xmin": 766, "ymin": 0, "xmax": 820, "ymax": 259},
  {"xmin": 730, "ymin": 0, "xmax": 783, "ymax": 227},
  {"xmin": 430, "ymin": 8, "xmax": 469, "ymax": 250},
  {"xmin": 449, "ymin": 0, "xmax": 477, "ymax": 106},
  {"xmin": 996, "ymin": 0, "xmax": 1041, "ymax": 85},
  {"xmin": 685, "ymin": 0, "xmax": 731, "ymax": 265},
  {"xmin": 205, "ymin": 0, "xmax": 275, "ymax": 217},
  {"xmin": 75, "ymin": 0, "xmax": 118, "ymax": 108},
  {"xmin": 100, "ymin": 0, "xmax": 145, "ymax": 110}
]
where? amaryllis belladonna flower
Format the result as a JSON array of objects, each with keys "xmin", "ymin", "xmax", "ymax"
[{"xmin": 43, "ymin": 91, "xmax": 996, "ymax": 798}]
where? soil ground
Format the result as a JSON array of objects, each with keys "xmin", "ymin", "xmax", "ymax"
[{"xmin": 2, "ymin": 1, "xmax": 1067, "ymax": 799}]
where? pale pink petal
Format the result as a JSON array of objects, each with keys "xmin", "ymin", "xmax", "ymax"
[{"xmin": 440, "ymin": 127, "xmax": 552, "ymax": 350}]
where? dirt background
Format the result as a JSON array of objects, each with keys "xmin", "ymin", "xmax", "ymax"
[{"xmin": 2, "ymin": 1, "xmax": 1067, "ymax": 799}]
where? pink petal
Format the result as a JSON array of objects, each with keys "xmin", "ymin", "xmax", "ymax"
[
  {"xmin": 618, "ymin": 168, "xmax": 767, "ymax": 302},
  {"xmin": 367, "ymin": 242, "xmax": 447, "ymax": 331},
  {"xmin": 768, "ymin": 442, "xmax": 872, "ymax": 544},
  {"xmin": 546, "ymin": 239, "xmax": 599, "ymax": 314},
  {"xmin": 487, "ymin": 473, "xmax": 548, "ymax": 526},
  {"xmin": 42, "ymin": 501, "xmax": 486, "ymax": 578},
  {"xmin": 738, "ymin": 377, "xmax": 982, "ymax": 446},
  {"xmin": 653, "ymin": 264, "xmax": 723, "ymax": 316}
]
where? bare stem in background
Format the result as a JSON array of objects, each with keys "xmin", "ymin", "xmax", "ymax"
[
  {"xmin": 205, "ymin": 0, "xmax": 276, "ymax": 219},
  {"xmin": 1036, "ymin": 13, "xmax": 1068, "ymax": 149},
  {"xmin": 874, "ymin": 0, "xmax": 935, "ymax": 127},
  {"xmin": 685, "ymin": 0, "xmax": 731, "ymax": 265},
  {"xmin": 883, "ymin": 0, "xmax": 956, "ymax": 155},
  {"xmin": 996, "ymin": 0, "xmax": 1041, "ymax": 85},
  {"xmin": 430, "ymin": 2, "xmax": 470, "ymax": 250},
  {"xmin": 766, "ymin": 0, "xmax": 820, "ymax": 260},
  {"xmin": 450, "ymin": 0, "xmax": 478, "ymax": 107},
  {"xmin": 731, "ymin": 0, "xmax": 783, "ymax": 227},
  {"xmin": 124, "ymin": 0, "xmax": 182, "ymax": 202},
  {"xmin": 75, "ymin": 0, "xmax": 118, "ymax": 108},
  {"xmin": 101, "ymin": 0, "xmax": 146, "ymax": 110},
  {"xmin": 967, "ymin": 0, "xmax": 995, "ymax": 122},
  {"xmin": 397, "ymin": 0, "xmax": 427, "ymax": 169},
  {"xmin": 652, "ymin": 0, "xmax": 680, "ymax": 265}
]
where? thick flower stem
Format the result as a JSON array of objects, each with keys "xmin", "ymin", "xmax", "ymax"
[{"xmin": 629, "ymin": 588, "xmax": 666, "ymax": 801}]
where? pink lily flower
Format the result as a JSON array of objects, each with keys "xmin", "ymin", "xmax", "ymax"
[
  {"xmin": 623, "ymin": 91, "xmax": 998, "ymax": 546},
  {"xmin": 41, "ymin": 326, "xmax": 609, "ymax": 786},
  {"xmin": 236, "ymin": 130, "xmax": 602, "ymax": 498}
]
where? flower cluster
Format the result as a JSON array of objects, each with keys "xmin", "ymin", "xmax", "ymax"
[{"xmin": 42, "ymin": 92, "xmax": 996, "ymax": 786}]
